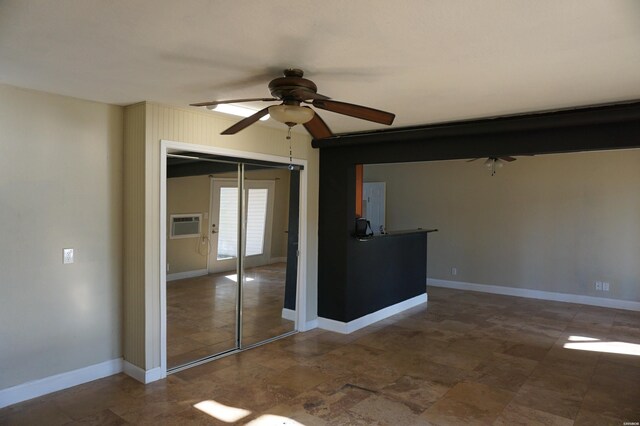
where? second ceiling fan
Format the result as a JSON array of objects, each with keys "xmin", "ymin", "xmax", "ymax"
[
  {"xmin": 467, "ymin": 156, "xmax": 517, "ymax": 176},
  {"xmin": 190, "ymin": 68, "xmax": 396, "ymax": 139}
]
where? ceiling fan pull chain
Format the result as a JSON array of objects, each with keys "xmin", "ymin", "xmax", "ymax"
[{"xmin": 287, "ymin": 126, "xmax": 294, "ymax": 170}]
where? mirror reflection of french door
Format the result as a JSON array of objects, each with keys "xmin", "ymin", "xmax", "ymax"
[
  {"xmin": 165, "ymin": 158, "xmax": 299, "ymax": 371},
  {"xmin": 209, "ymin": 179, "xmax": 275, "ymax": 274}
]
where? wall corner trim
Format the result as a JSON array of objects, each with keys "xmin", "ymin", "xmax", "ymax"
[
  {"xmin": 281, "ymin": 308, "xmax": 296, "ymax": 322},
  {"xmin": 428, "ymin": 279, "xmax": 640, "ymax": 312},
  {"xmin": 301, "ymin": 319, "xmax": 319, "ymax": 332},
  {"xmin": 318, "ymin": 293, "xmax": 428, "ymax": 334},
  {"xmin": 0, "ymin": 358, "xmax": 123, "ymax": 409},
  {"xmin": 123, "ymin": 361, "xmax": 164, "ymax": 384}
]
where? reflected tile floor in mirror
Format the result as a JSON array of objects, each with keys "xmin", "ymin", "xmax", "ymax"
[
  {"xmin": 167, "ymin": 262, "xmax": 294, "ymax": 368},
  {"xmin": 2, "ymin": 287, "xmax": 639, "ymax": 425}
]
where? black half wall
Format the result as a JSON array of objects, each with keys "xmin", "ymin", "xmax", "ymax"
[
  {"xmin": 316, "ymin": 101, "xmax": 640, "ymax": 323},
  {"xmin": 284, "ymin": 170, "xmax": 300, "ymax": 311}
]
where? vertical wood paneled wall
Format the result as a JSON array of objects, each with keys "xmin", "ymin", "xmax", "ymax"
[{"xmin": 124, "ymin": 102, "xmax": 319, "ymax": 371}]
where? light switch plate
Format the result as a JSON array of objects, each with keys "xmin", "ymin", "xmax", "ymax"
[{"xmin": 63, "ymin": 248, "xmax": 74, "ymax": 264}]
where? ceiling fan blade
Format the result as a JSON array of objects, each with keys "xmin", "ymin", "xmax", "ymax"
[
  {"xmin": 466, "ymin": 158, "xmax": 481, "ymax": 162},
  {"xmin": 190, "ymin": 98, "xmax": 277, "ymax": 107},
  {"xmin": 292, "ymin": 89, "xmax": 330, "ymax": 101},
  {"xmin": 312, "ymin": 99, "xmax": 395, "ymax": 125},
  {"xmin": 500, "ymin": 156, "xmax": 517, "ymax": 162},
  {"xmin": 220, "ymin": 107, "xmax": 270, "ymax": 135},
  {"xmin": 303, "ymin": 110, "xmax": 333, "ymax": 139}
]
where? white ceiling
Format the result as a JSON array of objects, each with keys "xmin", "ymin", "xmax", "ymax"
[{"xmin": 1, "ymin": 0, "xmax": 640, "ymax": 134}]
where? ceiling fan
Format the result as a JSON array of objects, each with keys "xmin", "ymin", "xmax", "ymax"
[
  {"xmin": 467, "ymin": 156, "xmax": 517, "ymax": 176},
  {"xmin": 190, "ymin": 68, "xmax": 396, "ymax": 139}
]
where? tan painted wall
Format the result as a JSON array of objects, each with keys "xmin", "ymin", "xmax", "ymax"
[
  {"xmin": 124, "ymin": 102, "xmax": 319, "ymax": 370},
  {"xmin": 166, "ymin": 175, "xmax": 211, "ymax": 274},
  {"xmin": 364, "ymin": 150, "xmax": 640, "ymax": 301},
  {"xmin": 0, "ymin": 84, "xmax": 123, "ymax": 389}
]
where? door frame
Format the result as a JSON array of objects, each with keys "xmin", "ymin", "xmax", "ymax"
[{"xmin": 160, "ymin": 139, "xmax": 308, "ymax": 376}]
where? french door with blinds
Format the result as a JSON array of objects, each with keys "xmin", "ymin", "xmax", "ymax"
[{"xmin": 209, "ymin": 179, "xmax": 275, "ymax": 273}]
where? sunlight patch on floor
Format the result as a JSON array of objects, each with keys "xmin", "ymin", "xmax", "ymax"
[
  {"xmin": 225, "ymin": 274, "xmax": 254, "ymax": 283},
  {"xmin": 567, "ymin": 335, "xmax": 599, "ymax": 342},
  {"xmin": 564, "ymin": 335, "xmax": 640, "ymax": 356},
  {"xmin": 194, "ymin": 400, "xmax": 252, "ymax": 423},
  {"xmin": 245, "ymin": 414, "xmax": 306, "ymax": 425},
  {"xmin": 193, "ymin": 401, "xmax": 305, "ymax": 425}
]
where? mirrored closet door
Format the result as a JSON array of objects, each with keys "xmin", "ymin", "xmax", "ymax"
[
  {"xmin": 165, "ymin": 152, "xmax": 299, "ymax": 371},
  {"xmin": 166, "ymin": 160, "xmax": 240, "ymax": 369},
  {"xmin": 241, "ymin": 166, "xmax": 298, "ymax": 347}
]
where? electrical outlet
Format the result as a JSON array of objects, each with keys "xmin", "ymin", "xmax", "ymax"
[
  {"xmin": 63, "ymin": 248, "xmax": 74, "ymax": 264},
  {"xmin": 166, "ymin": 263, "xmax": 170, "ymax": 272},
  {"xmin": 602, "ymin": 282, "xmax": 610, "ymax": 292},
  {"xmin": 595, "ymin": 281, "xmax": 602, "ymax": 291},
  {"xmin": 451, "ymin": 267, "xmax": 457, "ymax": 276}
]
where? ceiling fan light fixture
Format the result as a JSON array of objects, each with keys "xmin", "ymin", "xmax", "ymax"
[
  {"xmin": 484, "ymin": 158, "xmax": 494, "ymax": 169},
  {"xmin": 268, "ymin": 104, "xmax": 314, "ymax": 126},
  {"xmin": 207, "ymin": 103, "xmax": 269, "ymax": 121}
]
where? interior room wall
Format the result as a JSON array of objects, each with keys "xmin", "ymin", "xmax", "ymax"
[
  {"xmin": 166, "ymin": 169, "xmax": 290, "ymax": 275},
  {"xmin": 0, "ymin": 84, "xmax": 123, "ymax": 390},
  {"xmin": 365, "ymin": 149, "xmax": 640, "ymax": 302},
  {"xmin": 166, "ymin": 175, "xmax": 210, "ymax": 274}
]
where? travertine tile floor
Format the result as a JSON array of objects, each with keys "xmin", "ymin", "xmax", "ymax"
[
  {"xmin": 167, "ymin": 263, "xmax": 295, "ymax": 368},
  {"xmin": 2, "ymin": 287, "xmax": 639, "ymax": 425}
]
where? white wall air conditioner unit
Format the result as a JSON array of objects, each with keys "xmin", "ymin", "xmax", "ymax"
[{"xmin": 170, "ymin": 214, "xmax": 202, "ymax": 239}]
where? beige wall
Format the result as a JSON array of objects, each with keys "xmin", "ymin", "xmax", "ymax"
[
  {"xmin": 124, "ymin": 102, "xmax": 319, "ymax": 370},
  {"xmin": 365, "ymin": 150, "xmax": 640, "ymax": 301},
  {"xmin": 0, "ymin": 84, "xmax": 123, "ymax": 389},
  {"xmin": 166, "ymin": 175, "xmax": 210, "ymax": 274}
]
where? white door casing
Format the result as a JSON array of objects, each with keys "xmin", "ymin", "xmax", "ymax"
[{"xmin": 160, "ymin": 139, "xmax": 309, "ymax": 379}]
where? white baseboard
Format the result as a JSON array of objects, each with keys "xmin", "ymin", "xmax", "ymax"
[
  {"xmin": 123, "ymin": 361, "xmax": 164, "ymax": 384},
  {"xmin": 167, "ymin": 269, "xmax": 208, "ymax": 282},
  {"xmin": 428, "ymin": 278, "xmax": 640, "ymax": 312},
  {"xmin": 0, "ymin": 358, "xmax": 123, "ymax": 409},
  {"xmin": 269, "ymin": 257, "xmax": 287, "ymax": 264},
  {"xmin": 301, "ymin": 319, "xmax": 318, "ymax": 331},
  {"xmin": 318, "ymin": 293, "xmax": 428, "ymax": 334},
  {"xmin": 281, "ymin": 308, "xmax": 296, "ymax": 322}
]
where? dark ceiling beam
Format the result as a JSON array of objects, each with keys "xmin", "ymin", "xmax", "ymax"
[{"xmin": 312, "ymin": 100, "xmax": 640, "ymax": 150}]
